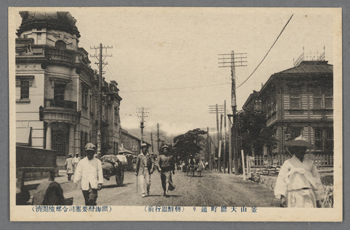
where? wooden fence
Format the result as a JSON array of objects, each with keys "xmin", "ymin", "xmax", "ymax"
[{"xmin": 252, "ymin": 153, "xmax": 333, "ymax": 168}]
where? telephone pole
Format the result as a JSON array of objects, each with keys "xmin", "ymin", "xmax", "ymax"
[
  {"xmin": 151, "ymin": 132, "xmax": 154, "ymax": 153},
  {"xmin": 223, "ymin": 100, "xmax": 227, "ymax": 173},
  {"xmin": 157, "ymin": 123, "xmax": 160, "ymax": 154},
  {"xmin": 90, "ymin": 43, "xmax": 113, "ymax": 157},
  {"xmin": 209, "ymin": 104, "xmax": 224, "ymax": 171},
  {"xmin": 219, "ymin": 50, "xmax": 247, "ymax": 174},
  {"xmin": 137, "ymin": 107, "xmax": 149, "ymax": 143}
]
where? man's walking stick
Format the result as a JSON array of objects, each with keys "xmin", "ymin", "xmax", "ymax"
[{"xmin": 136, "ymin": 175, "xmax": 138, "ymax": 193}]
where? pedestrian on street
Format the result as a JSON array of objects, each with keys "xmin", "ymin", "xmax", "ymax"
[
  {"xmin": 135, "ymin": 143, "xmax": 154, "ymax": 198},
  {"xmin": 64, "ymin": 153, "xmax": 74, "ymax": 181},
  {"xmin": 72, "ymin": 153, "xmax": 81, "ymax": 174},
  {"xmin": 274, "ymin": 135, "xmax": 325, "ymax": 208},
  {"xmin": 74, "ymin": 143, "xmax": 103, "ymax": 205},
  {"xmin": 157, "ymin": 144, "xmax": 176, "ymax": 197}
]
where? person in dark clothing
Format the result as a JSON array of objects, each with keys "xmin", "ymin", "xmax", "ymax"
[{"xmin": 157, "ymin": 144, "xmax": 175, "ymax": 196}]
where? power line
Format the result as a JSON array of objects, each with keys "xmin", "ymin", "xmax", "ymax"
[{"xmin": 236, "ymin": 14, "xmax": 294, "ymax": 89}]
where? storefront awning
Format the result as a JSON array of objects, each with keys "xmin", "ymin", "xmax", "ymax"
[{"xmin": 16, "ymin": 127, "xmax": 31, "ymax": 146}]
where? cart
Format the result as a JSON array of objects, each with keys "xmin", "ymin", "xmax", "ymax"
[{"xmin": 100, "ymin": 155, "xmax": 126, "ymax": 186}]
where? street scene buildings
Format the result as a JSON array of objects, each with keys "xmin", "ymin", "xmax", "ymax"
[
  {"xmin": 15, "ymin": 12, "xmax": 123, "ymax": 167},
  {"xmin": 12, "ymin": 9, "xmax": 339, "ymax": 215},
  {"xmin": 243, "ymin": 58, "xmax": 333, "ymax": 167}
]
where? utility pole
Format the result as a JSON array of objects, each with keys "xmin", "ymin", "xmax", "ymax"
[
  {"xmin": 219, "ymin": 113, "xmax": 223, "ymax": 172},
  {"xmin": 151, "ymin": 132, "xmax": 154, "ymax": 153},
  {"xmin": 90, "ymin": 43, "xmax": 113, "ymax": 157},
  {"xmin": 157, "ymin": 123, "xmax": 160, "ymax": 154},
  {"xmin": 228, "ymin": 117, "xmax": 232, "ymax": 174},
  {"xmin": 207, "ymin": 127, "xmax": 210, "ymax": 170},
  {"xmin": 137, "ymin": 107, "xmax": 149, "ymax": 143},
  {"xmin": 209, "ymin": 104, "xmax": 224, "ymax": 171},
  {"xmin": 219, "ymin": 50, "xmax": 247, "ymax": 174},
  {"xmin": 223, "ymin": 100, "xmax": 227, "ymax": 173}
]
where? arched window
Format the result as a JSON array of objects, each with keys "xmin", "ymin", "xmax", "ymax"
[{"xmin": 55, "ymin": 40, "xmax": 66, "ymax": 50}]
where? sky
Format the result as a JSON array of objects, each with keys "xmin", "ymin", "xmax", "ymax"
[{"xmin": 15, "ymin": 8, "xmax": 336, "ymax": 138}]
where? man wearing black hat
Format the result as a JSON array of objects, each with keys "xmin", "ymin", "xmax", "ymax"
[
  {"xmin": 135, "ymin": 143, "xmax": 154, "ymax": 198},
  {"xmin": 274, "ymin": 136, "xmax": 325, "ymax": 208},
  {"xmin": 157, "ymin": 144, "xmax": 176, "ymax": 197}
]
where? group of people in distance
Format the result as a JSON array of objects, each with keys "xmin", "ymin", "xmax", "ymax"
[
  {"xmin": 64, "ymin": 152, "xmax": 81, "ymax": 181},
  {"xmin": 135, "ymin": 143, "xmax": 176, "ymax": 198}
]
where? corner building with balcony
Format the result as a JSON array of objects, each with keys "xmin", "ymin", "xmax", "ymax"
[
  {"xmin": 15, "ymin": 11, "xmax": 122, "ymax": 164},
  {"xmin": 257, "ymin": 60, "xmax": 333, "ymax": 167}
]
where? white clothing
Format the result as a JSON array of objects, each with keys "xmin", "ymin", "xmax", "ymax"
[
  {"xmin": 74, "ymin": 157, "xmax": 103, "ymax": 190},
  {"xmin": 274, "ymin": 155, "xmax": 324, "ymax": 201},
  {"xmin": 116, "ymin": 154, "xmax": 128, "ymax": 165}
]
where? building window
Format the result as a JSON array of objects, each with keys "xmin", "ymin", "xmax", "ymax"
[
  {"xmin": 81, "ymin": 84, "xmax": 88, "ymax": 108},
  {"xmin": 325, "ymin": 127, "xmax": 333, "ymax": 152},
  {"xmin": 314, "ymin": 127, "xmax": 333, "ymax": 152},
  {"xmin": 313, "ymin": 86, "xmax": 323, "ymax": 109},
  {"xmin": 290, "ymin": 87, "xmax": 301, "ymax": 109},
  {"xmin": 325, "ymin": 87, "xmax": 333, "ymax": 109},
  {"xmin": 54, "ymin": 83, "xmax": 66, "ymax": 101},
  {"xmin": 37, "ymin": 33, "xmax": 42, "ymax": 41},
  {"xmin": 20, "ymin": 80, "xmax": 30, "ymax": 99},
  {"xmin": 314, "ymin": 127, "xmax": 323, "ymax": 150},
  {"xmin": 55, "ymin": 40, "xmax": 66, "ymax": 50},
  {"xmin": 80, "ymin": 131, "xmax": 88, "ymax": 156},
  {"xmin": 313, "ymin": 86, "xmax": 333, "ymax": 109}
]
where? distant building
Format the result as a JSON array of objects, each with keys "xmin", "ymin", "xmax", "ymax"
[
  {"xmin": 243, "ymin": 60, "xmax": 333, "ymax": 167},
  {"xmin": 242, "ymin": 90, "xmax": 261, "ymax": 111},
  {"xmin": 120, "ymin": 129, "xmax": 141, "ymax": 156},
  {"xmin": 15, "ymin": 11, "xmax": 122, "ymax": 162}
]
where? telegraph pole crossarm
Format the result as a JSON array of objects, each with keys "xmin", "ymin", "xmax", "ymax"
[
  {"xmin": 90, "ymin": 43, "xmax": 113, "ymax": 157},
  {"xmin": 218, "ymin": 50, "xmax": 247, "ymax": 175}
]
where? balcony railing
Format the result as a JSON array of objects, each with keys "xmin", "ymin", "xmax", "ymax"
[
  {"xmin": 45, "ymin": 47, "xmax": 75, "ymax": 63},
  {"xmin": 45, "ymin": 99, "xmax": 77, "ymax": 110}
]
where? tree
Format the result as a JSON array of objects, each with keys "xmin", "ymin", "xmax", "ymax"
[
  {"xmin": 237, "ymin": 108, "xmax": 277, "ymax": 157},
  {"xmin": 173, "ymin": 128, "xmax": 207, "ymax": 161}
]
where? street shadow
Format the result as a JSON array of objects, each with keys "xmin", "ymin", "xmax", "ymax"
[
  {"xmin": 165, "ymin": 195, "xmax": 181, "ymax": 198},
  {"xmin": 147, "ymin": 195, "xmax": 162, "ymax": 197},
  {"xmin": 102, "ymin": 182, "xmax": 133, "ymax": 189}
]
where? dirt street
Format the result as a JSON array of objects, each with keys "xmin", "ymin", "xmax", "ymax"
[{"xmin": 60, "ymin": 170, "xmax": 280, "ymax": 207}]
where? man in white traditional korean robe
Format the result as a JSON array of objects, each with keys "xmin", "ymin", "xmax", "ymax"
[{"xmin": 274, "ymin": 136, "xmax": 325, "ymax": 208}]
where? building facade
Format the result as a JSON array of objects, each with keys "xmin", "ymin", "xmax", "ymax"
[
  {"xmin": 244, "ymin": 60, "xmax": 333, "ymax": 167},
  {"xmin": 120, "ymin": 129, "xmax": 141, "ymax": 156},
  {"xmin": 15, "ymin": 11, "xmax": 122, "ymax": 162}
]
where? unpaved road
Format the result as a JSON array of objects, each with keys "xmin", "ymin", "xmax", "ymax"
[{"xmin": 60, "ymin": 170, "xmax": 279, "ymax": 207}]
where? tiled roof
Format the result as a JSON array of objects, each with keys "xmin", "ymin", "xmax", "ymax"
[{"xmin": 277, "ymin": 61, "xmax": 333, "ymax": 74}]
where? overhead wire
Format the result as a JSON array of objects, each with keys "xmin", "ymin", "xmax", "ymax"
[{"xmin": 236, "ymin": 14, "xmax": 294, "ymax": 89}]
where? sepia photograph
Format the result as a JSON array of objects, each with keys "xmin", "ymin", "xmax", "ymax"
[{"xmin": 9, "ymin": 7, "xmax": 342, "ymax": 221}]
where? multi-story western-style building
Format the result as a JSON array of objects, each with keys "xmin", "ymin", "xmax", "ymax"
[
  {"xmin": 15, "ymin": 11, "xmax": 122, "ymax": 164},
  {"xmin": 243, "ymin": 58, "xmax": 333, "ymax": 167}
]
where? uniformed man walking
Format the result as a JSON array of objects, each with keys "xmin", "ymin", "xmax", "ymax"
[
  {"xmin": 157, "ymin": 144, "xmax": 176, "ymax": 197},
  {"xmin": 135, "ymin": 143, "xmax": 154, "ymax": 198}
]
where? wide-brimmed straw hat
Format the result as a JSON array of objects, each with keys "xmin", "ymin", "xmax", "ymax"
[
  {"xmin": 161, "ymin": 144, "xmax": 169, "ymax": 149},
  {"xmin": 141, "ymin": 143, "xmax": 148, "ymax": 148},
  {"xmin": 284, "ymin": 135, "xmax": 315, "ymax": 149}
]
